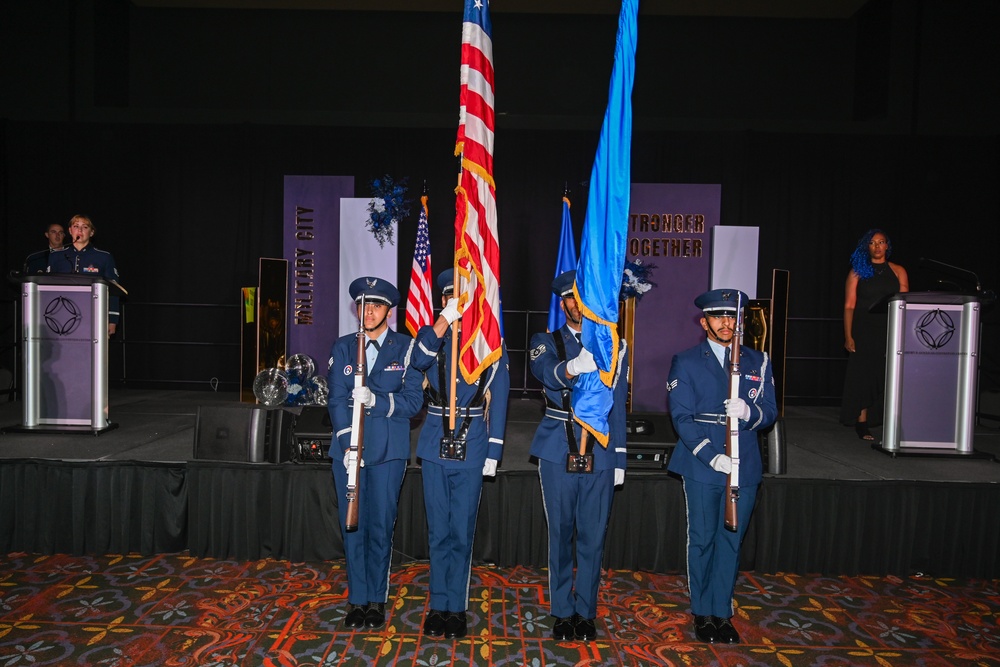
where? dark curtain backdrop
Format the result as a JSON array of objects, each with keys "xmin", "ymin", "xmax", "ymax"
[
  {"xmin": 2, "ymin": 121, "xmax": 998, "ymax": 400},
  {"xmin": 2, "ymin": 0, "xmax": 999, "ymax": 401}
]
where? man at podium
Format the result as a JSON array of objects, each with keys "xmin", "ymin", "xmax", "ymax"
[{"xmin": 47, "ymin": 214, "xmax": 122, "ymax": 336}]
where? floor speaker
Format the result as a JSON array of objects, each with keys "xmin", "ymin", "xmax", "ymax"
[
  {"xmin": 759, "ymin": 417, "xmax": 787, "ymax": 475},
  {"xmin": 625, "ymin": 411, "xmax": 676, "ymax": 470},
  {"xmin": 194, "ymin": 404, "xmax": 293, "ymax": 463},
  {"xmin": 292, "ymin": 405, "xmax": 334, "ymax": 463}
]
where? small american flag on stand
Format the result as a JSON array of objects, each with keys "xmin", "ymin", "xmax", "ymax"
[
  {"xmin": 405, "ymin": 194, "xmax": 433, "ymax": 336},
  {"xmin": 454, "ymin": 0, "xmax": 502, "ymax": 384}
]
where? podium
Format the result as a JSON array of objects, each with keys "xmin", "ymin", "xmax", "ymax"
[
  {"xmin": 5, "ymin": 274, "xmax": 123, "ymax": 435},
  {"xmin": 879, "ymin": 292, "xmax": 983, "ymax": 456}
]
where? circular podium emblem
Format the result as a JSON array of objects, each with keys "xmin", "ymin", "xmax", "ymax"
[
  {"xmin": 44, "ymin": 296, "xmax": 83, "ymax": 335},
  {"xmin": 914, "ymin": 308, "xmax": 955, "ymax": 350}
]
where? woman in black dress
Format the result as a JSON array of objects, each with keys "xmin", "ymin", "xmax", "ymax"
[{"xmin": 841, "ymin": 229, "xmax": 909, "ymax": 440}]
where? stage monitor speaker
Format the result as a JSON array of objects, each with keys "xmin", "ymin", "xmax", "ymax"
[
  {"xmin": 625, "ymin": 411, "xmax": 676, "ymax": 470},
  {"xmin": 194, "ymin": 404, "xmax": 294, "ymax": 463},
  {"xmin": 627, "ymin": 445, "xmax": 672, "ymax": 469},
  {"xmin": 759, "ymin": 417, "xmax": 787, "ymax": 475},
  {"xmin": 292, "ymin": 405, "xmax": 334, "ymax": 463}
]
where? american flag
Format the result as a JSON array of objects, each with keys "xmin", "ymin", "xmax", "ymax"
[
  {"xmin": 405, "ymin": 194, "xmax": 433, "ymax": 337},
  {"xmin": 454, "ymin": 0, "xmax": 502, "ymax": 384}
]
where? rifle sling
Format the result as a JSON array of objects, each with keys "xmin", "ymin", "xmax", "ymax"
[
  {"xmin": 549, "ymin": 330, "xmax": 588, "ymax": 456},
  {"xmin": 430, "ymin": 340, "xmax": 487, "ymax": 441}
]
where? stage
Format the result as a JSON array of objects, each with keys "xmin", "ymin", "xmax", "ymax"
[{"xmin": 2, "ymin": 388, "xmax": 1000, "ymax": 578}]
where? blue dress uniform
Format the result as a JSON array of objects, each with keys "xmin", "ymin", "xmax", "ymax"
[
  {"xmin": 48, "ymin": 244, "xmax": 122, "ymax": 326},
  {"xmin": 24, "ymin": 246, "xmax": 65, "ymax": 274},
  {"xmin": 528, "ymin": 318, "xmax": 627, "ymax": 630},
  {"xmin": 326, "ymin": 277, "xmax": 424, "ymax": 622},
  {"xmin": 410, "ymin": 271, "xmax": 510, "ymax": 632},
  {"xmin": 666, "ymin": 288, "xmax": 777, "ymax": 643}
]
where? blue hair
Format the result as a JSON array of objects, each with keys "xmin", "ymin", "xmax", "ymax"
[{"xmin": 850, "ymin": 228, "xmax": 892, "ymax": 280}]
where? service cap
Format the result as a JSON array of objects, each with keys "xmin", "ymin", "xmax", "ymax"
[
  {"xmin": 551, "ymin": 270, "xmax": 577, "ymax": 297},
  {"xmin": 349, "ymin": 276, "xmax": 399, "ymax": 307},
  {"xmin": 694, "ymin": 288, "xmax": 748, "ymax": 316}
]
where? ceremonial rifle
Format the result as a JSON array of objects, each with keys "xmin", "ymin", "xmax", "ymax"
[
  {"xmin": 724, "ymin": 293, "xmax": 744, "ymax": 533},
  {"xmin": 344, "ymin": 295, "xmax": 367, "ymax": 532}
]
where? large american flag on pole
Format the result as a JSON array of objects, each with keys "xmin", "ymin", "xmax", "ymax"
[
  {"xmin": 454, "ymin": 0, "xmax": 502, "ymax": 384},
  {"xmin": 404, "ymin": 194, "xmax": 433, "ymax": 336}
]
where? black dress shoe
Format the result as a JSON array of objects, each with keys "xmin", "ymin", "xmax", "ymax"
[
  {"xmin": 364, "ymin": 602, "xmax": 386, "ymax": 629},
  {"xmin": 423, "ymin": 610, "xmax": 447, "ymax": 637},
  {"xmin": 693, "ymin": 615, "xmax": 718, "ymax": 643},
  {"xmin": 343, "ymin": 604, "xmax": 367, "ymax": 629},
  {"xmin": 713, "ymin": 616, "xmax": 740, "ymax": 644},
  {"xmin": 444, "ymin": 611, "xmax": 468, "ymax": 639},
  {"xmin": 552, "ymin": 616, "xmax": 575, "ymax": 640},
  {"xmin": 574, "ymin": 616, "xmax": 597, "ymax": 641}
]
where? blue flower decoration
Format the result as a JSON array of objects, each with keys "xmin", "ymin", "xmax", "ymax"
[
  {"xmin": 367, "ymin": 175, "xmax": 412, "ymax": 247},
  {"xmin": 620, "ymin": 259, "xmax": 657, "ymax": 301}
]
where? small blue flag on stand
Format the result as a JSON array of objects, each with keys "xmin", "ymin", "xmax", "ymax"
[{"xmin": 547, "ymin": 195, "xmax": 578, "ymax": 333}]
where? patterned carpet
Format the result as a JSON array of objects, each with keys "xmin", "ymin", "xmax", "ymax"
[{"xmin": 0, "ymin": 553, "xmax": 998, "ymax": 666}]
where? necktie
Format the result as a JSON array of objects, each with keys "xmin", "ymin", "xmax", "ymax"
[{"xmin": 366, "ymin": 339, "xmax": 380, "ymax": 374}]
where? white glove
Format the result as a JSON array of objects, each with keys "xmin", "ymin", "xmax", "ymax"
[
  {"xmin": 352, "ymin": 386, "xmax": 376, "ymax": 408},
  {"xmin": 566, "ymin": 347, "xmax": 598, "ymax": 376},
  {"xmin": 710, "ymin": 454, "xmax": 733, "ymax": 474},
  {"xmin": 343, "ymin": 449, "xmax": 365, "ymax": 470},
  {"xmin": 441, "ymin": 297, "xmax": 462, "ymax": 324},
  {"xmin": 614, "ymin": 468, "xmax": 625, "ymax": 486},
  {"xmin": 725, "ymin": 398, "xmax": 750, "ymax": 421},
  {"xmin": 482, "ymin": 458, "xmax": 498, "ymax": 477}
]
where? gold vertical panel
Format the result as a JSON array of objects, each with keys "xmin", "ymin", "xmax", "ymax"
[
  {"xmin": 745, "ymin": 302, "xmax": 769, "ymax": 353},
  {"xmin": 618, "ymin": 297, "xmax": 636, "ymax": 412},
  {"xmin": 258, "ymin": 258, "xmax": 289, "ymax": 373}
]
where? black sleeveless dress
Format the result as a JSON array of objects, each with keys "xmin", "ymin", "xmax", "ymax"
[{"xmin": 840, "ymin": 263, "xmax": 900, "ymax": 427}]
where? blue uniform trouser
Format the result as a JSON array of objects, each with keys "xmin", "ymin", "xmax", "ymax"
[
  {"xmin": 539, "ymin": 460, "xmax": 615, "ymax": 619},
  {"xmin": 331, "ymin": 458, "xmax": 406, "ymax": 605},
  {"xmin": 421, "ymin": 461, "xmax": 484, "ymax": 612},
  {"xmin": 681, "ymin": 478, "xmax": 758, "ymax": 618}
]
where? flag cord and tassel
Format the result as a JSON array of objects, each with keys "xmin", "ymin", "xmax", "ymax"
[
  {"xmin": 448, "ymin": 153, "xmax": 467, "ymax": 433},
  {"xmin": 449, "ymin": 318, "xmax": 459, "ymax": 433}
]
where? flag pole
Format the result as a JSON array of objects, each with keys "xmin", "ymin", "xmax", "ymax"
[{"xmin": 450, "ymin": 157, "xmax": 463, "ymax": 433}]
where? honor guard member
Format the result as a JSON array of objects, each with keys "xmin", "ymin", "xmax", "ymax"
[
  {"xmin": 326, "ymin": 277, "xmax": 424, "ymax": 631},
  {"xmin": 666, "ymin": 288, "xmax": 777, "ymax": 645},
  {"xmin": 410, "ymin": 269, "xmax": 510, "ymax": 639},
  {"xmin": 47, "ymin": 215, "xmax": 122, "ymax": 336},
  {"xmin": 23, "ymin": 222, "xmax": 67, "ymax": 274},
  {"xmin": 528, "ymin": 270, "xmax": 628, "ymax": 642}
]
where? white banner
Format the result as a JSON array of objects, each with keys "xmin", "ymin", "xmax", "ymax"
[
  {"xmin": 711, "ymin": 225, "xmax": 759, "ymax": 298},
  {"xmin": 338, "ymin": 198, "xmax": 398, "ymax": 337}
]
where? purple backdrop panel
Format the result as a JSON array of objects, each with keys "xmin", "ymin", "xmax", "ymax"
[
  {"xmin": 283, "ymin": 175, "xmax": 354, "ymax": 370},
  {"xmin": 629, "ymin": 183, "xmax": 720, "ymax": 413}
]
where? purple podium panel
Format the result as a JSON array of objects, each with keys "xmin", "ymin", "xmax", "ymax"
[{"xmin": 881, "ymin": 292, "xmax": 980, "ymax": 456}]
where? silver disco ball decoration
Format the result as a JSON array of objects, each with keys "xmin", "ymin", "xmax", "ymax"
[
  {"xmin": 253, "ymin": 368, "xmax": 289, "ymax": 407},
  {"xmin": 307, "ymin": 375, "xmax": 329, "ymax": 406},
  {"xmin": 285, "ymin": 353, "xmax": 317, "ymax": 384}
]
